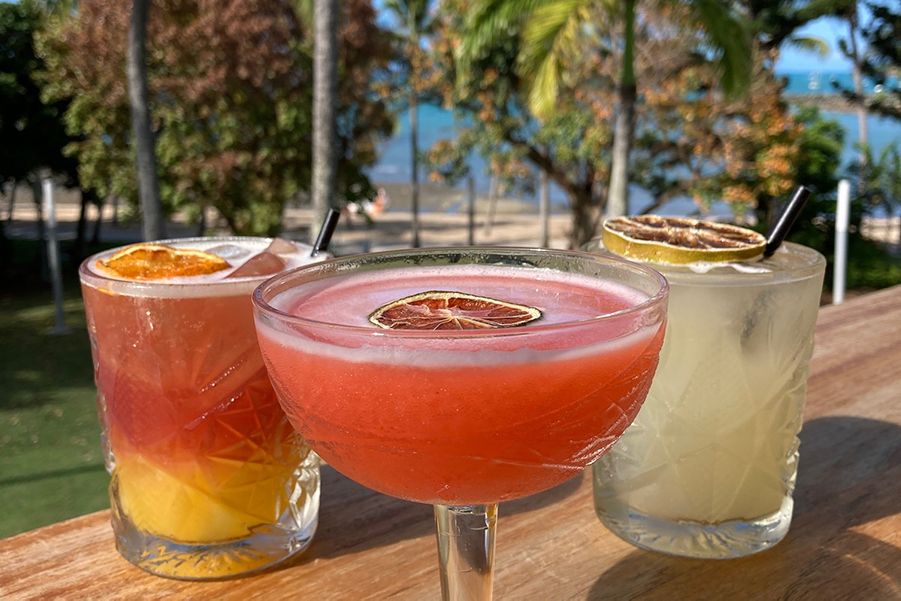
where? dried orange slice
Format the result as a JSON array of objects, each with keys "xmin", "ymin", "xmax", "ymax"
[
  {"xmin": 369, "ymin": 291, "xmax": 542, "ymax": 330},
  {"xmin": 602, "ymin": 216, "xmax": 766, "ymax": 264},
  {"xmin": 97, "ymin": 243, "xmax": 231, "ymax": 280}
]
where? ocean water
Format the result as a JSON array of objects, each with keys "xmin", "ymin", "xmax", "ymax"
[
  {"xmin": 782, "ymin": 71, "xmax": 899, "ymax": 95},
  {"xmin": 368, "ymin": 72, "xmax": 900, "ymax": 216}
]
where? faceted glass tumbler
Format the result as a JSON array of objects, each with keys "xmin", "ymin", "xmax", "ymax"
[
  {"xmin": 590, "ymin": 242, "xmax": 826, "ymax": 558},
  {"xmin": 79, "ymin": 238, "xmax": 321, "ymax": 579}
]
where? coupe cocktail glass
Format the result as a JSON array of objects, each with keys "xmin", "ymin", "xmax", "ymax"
[
  {"xmin": 80, "ymin": 237, "xmax": 324, "ymax": 579},
  {"xmin": 252, "ymin": 247, "xmax": 668, "ymax": 599}
]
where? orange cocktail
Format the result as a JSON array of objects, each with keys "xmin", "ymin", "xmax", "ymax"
[
  {"xmin": 252, "ymin": 248, "xmax": 668, "ymax": 599},
  {"xmin": 80, "ymin": 237, "xmax": 322, "ymax": 579}
]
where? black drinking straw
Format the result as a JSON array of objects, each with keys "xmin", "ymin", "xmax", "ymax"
[
  {"xmin": 764, "ymin": 186, "xmax": 811, "ymax": 257},
  {"xmin": 311, "ymin": 208, "xmax": 340, "ymax": 257}
]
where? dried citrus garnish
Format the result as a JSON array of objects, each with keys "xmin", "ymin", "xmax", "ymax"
[
  {"xmin": 603, "ymin": 216, "xmax": 766, "ymax": 264},
  {"xmin": 97, "ymin": 243, "xmax": 231, "ymax": 280},
  {"xmin": 369, "ymin": 291, "xmax": 542, "ymax": 330}
]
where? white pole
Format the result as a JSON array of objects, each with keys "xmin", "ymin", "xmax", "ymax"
[
  {"xmin": 43, "ymin": 178, "xmax": 70, "ymax": 335},
  {"xmin": 833, "ymin": 179, "xmax": 851, "ymax": 305}
]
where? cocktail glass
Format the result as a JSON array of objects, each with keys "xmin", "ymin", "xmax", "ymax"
[
  {"xmin": 587, "ymin": 239, "xmax": 826, "ymax": 558},
  {"xmin": 79, "ymin": 237, "xmax": 325, "ymax": 579},
  {"xmin": 252, "ymin": 247, "xmax": 668, "ymax": 599}
]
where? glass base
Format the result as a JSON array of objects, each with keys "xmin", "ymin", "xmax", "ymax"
[
  {"xmin": 596, "ymin": 495, "xmax": 793, "ymax": 559},
  {"xmin": 111, "ymin": 504, "xmax": 318, "ymax": 580},
  {"xmin": 108, "ymin": 459, "xmax": 321, "ymax": 580}
]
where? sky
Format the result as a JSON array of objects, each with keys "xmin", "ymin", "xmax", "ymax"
[{"xmin": 774, "ymin": 17, "xmax": 856, "ymax": 73}]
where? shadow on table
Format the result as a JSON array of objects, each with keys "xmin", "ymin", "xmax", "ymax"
[
  {"xmin": 290, "ymin": 463, "xmax": 584, "ymax": 564},
  {"xmin": 586, "ymin": 416, "xmax": 901, "ymax": 600},
  {"xmin": 586, "ymin": 530, "xmax": 900, "ymax": 600}
]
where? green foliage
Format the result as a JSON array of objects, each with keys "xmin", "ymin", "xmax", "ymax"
[
  {"xmin": 519, "ymin": 0, "xmax": 588, "ymax": 119},
  {"xmin": 833, "ymin": 1, "xmax": 900, "ymax": 119},
  {"xmin": 858, "ymin": 2, "xmax": 900, "ymax": 119},
  {"xmin": 39, "ymin": 0, "xmax": 394, "ymax": 236},
  {"xmin": 744, "ymin": 0, "xmax": 848, "ymax": 52},
  {"xmin": 0, "ymin": 2, "xmax": 75, "ymax": 185},
  {"xmin": 849, "ymin": 143, "xmax": 901, "ymax": 218},
  {"xmin": 689, "ymin": 0, "xmax": 752, "ymax": 98},
  {"xmin": 776, "ymin": 105, "xmax": 845, "ymax": 248},
  {"xmin": 461, "ymin": 0, "xmax": 751, "ymax": 120},
  {"xmin": 842, "ymin": 237, "xmax": 901, "ymax": 289}
]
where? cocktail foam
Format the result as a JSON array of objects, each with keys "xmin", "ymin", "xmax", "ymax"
[{"xmin": 258, "ymin": 265, "xmax": 661, "ymax": 368}]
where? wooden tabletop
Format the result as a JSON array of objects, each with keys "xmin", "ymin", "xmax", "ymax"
[{"xmin": 2, "ymin": 286, "xmax": 899, "ymax": 600}]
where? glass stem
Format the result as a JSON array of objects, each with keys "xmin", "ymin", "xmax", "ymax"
[{"xmin": 434, "ymin": 504, "xmax": 497, "ymax": 601}]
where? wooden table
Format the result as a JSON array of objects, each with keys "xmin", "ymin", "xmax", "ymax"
[{"xmin": 2, "ymin": 286, "xmax": 899, "ymax": 600}]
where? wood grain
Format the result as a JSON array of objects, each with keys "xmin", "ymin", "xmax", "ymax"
[{"xmin": 1, "ymin": 286, "xmax": 899, "ymax": 600}]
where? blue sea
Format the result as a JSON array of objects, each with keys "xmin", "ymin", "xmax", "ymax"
[{"xmin": 368, "ymin": 71, "xmax": 900, "ymax": 216}]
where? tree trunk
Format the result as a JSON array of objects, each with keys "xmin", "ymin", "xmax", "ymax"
[
  {"xmin": 0, "ymin": 207, "xmax": 7, "ymax": 276},
  {"xmin": 30, "ymin": 179, "xmax": 45, "ymax": 243},
  {"xmin": 91, "ymin": 199, "xmax": 103, "ymax": 244},
  {"xmin": 196, "ymin": 203, "xmax": 207, "ymax": 236},
  {"xmin": 539, "ymin": 169, "xmax": 550, "ymax": 247},
  {"xmin": 409, "ymin": 90, "xmax": 421, "ymax": 247},
  {"xmin": 75, "ymin": 190, "xmax": 89, "ymax": 259},
  {"xmin": 29, "ymin": 179, "xmax": 48, "ymax": 280},
  {"xmin": 311, "ymin": 0, "xmax": 340, "ymax": 243},
  {"xmin": 127, "ymin": 0, "xmax": 164, "ymax": 241},
  {"xmin": 0, "ymin": 181, "xmax": 8, "ymax": 274},
  {"xmin": 848, "ymin": 4, "xmax": 868, "ymax": 171},
  {"xmin": 606, "ymin": 0, "xmax": 637, "ymax": 219},
  {"xmin": 6, "ymin": 180, "xmax": 17, "ymax": 224},
  {"xmin": 568, "ymin": 189, "xmax": 600, "ymax": 249},
  {"xmin": 483, "ymin": 176, "xmax": 499, "ymax": 238}
]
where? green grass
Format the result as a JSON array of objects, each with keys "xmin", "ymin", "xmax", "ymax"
[{"xmin": 0, "ymin": 249, "xmax": 111, "ymax": 538}]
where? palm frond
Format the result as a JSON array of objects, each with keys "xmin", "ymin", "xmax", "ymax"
[
  {"xmin": 519, "ymin": 0, "xmax": 588, "ymax": 119},
  {"xmin": 527, "ymin": 47, "xmax": 559, "ymax": 119},
  {"xmin": 385, "ymin": 0, "xmax": 434, "ymax": 34},
  {"xmin": 785, "ymin": 35, "xmax": 830, "ymax": 57},
  {"xmin": 689, "ymin": 0, "xmax": 753, "ymax": 98},
  {"xmin": 457, "ymin": 0, "xmax": 543, "ymax": 86}
]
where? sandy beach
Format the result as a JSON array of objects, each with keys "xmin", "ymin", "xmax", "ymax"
[
  {"xmin": 3, "ymin": 182, "xmax": 898, "ymax": 253},
  {"xmin": 1, "ymin": 182, "xmax": 574, "ymax": 252}
]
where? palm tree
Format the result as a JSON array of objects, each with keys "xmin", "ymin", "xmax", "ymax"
[
  {"xmin": 385, "ymin": 0, "xmax": 433, "ymax": 248},
  {"xmin": 839, "ymin": 0, "xmax": 868, "ymax": 170},
  {"xmin": 312, "ymin": 0, "xmax": 340, "ymax": 241},
  {"xmin": 460, "ymin": 0, "xmax": 751, "ymax": 219},
  {"xmin": 126, "ymin": 0, "xmax": 164, "ymax": 240}
]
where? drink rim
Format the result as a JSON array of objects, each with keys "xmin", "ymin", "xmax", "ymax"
[
  {"xmin": 582, "ymin": 239, "xmax": 826, "ymax": 283},
  {"xmin": 78, "ymin": 236, "xmax": 320, "ymax": 294},
  {"xmin": 252, "ymin": 246, "xmax": 669, "ymax": 338}
]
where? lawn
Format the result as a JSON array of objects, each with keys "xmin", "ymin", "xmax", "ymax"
[{"xmin": 0, "ymin": 245, "xmax": 110, "ymax": 538}]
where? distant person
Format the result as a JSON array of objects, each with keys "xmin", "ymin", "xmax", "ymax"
[{"xmin": 343, "ymin": 188, "xmax": 389, "ymax": 224}]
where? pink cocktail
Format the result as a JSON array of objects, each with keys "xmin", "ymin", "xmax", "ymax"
[{"xmin": 252, "ymin": 248, "xmax": 668, "ymax": 599}]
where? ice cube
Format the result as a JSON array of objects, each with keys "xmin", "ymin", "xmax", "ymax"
[
  {"xmin": 226, "ymin": 251, "xmax": 286, "ymax": 278},
  {"xmin": 207, "ymin": 244, "xmax": 252, "ymax": 260},
  {"xmin": 267, "ymin": 237, "xmax": 298, "ymax": 255}
]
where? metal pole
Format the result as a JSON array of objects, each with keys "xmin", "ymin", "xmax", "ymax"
[
  {"xmin": 466, "ymin": 176, "xmax": 476, "ymax": 246},
  {"xmin": 539, "ymin": 169, "xmax": 550, "ymax": 247},
  {"xmin": 43, "ymin": 178, "xmax": 70, "ymax": 335},
  {"xmin": 833, "ymin": 179, "xmax": 850, "ymax": 305}
]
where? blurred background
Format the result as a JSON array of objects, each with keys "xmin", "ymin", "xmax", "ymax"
[{"xmin": 0, "ymin": 0, "xmax": 898, "ymax": 537}]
